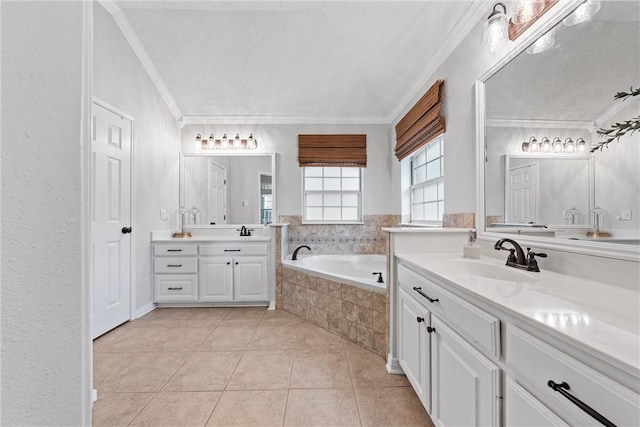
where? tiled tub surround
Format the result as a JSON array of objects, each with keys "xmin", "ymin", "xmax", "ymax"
[
  {"xmin": 442, "ymin": 212, "xmax": 476, "ymax": 228},
  {"xmin": 279, "ymin": 215, "xmax": 400, "ymax": 255},
  {"xmin": 281, "ymin": 268, "xmax": 388, "ymax": 357}
]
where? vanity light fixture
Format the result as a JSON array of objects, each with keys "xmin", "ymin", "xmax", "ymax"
[
  {"xmin": 483, "ymin": 3, "xmax": 509, "ymax": 53},
  {"xmin": 563, "ymin": 0, "xmax": 601, "ymax": 26},
  {"xmin": 576, "ymin": 137, "xmax": 587, "ymax": 152},
  {"xmin": 521, "ymin": 136, "xmax": 539, "ymax": 152},
  {"xmin": 513, "ymin": 0, "xmax": 546, "ymax": 24},
  {"xmin": 526, "ymin": 28, "xmax": 556, "ymax": 54},
  {"xmin": 564, "ymin": 137, "xmax": 576, "ymax": 153},
  {"xmin": 552, "ymin": 137, "xmax": 564, "ymax": 153},
  {"xmin": 540, "ymin": 136, "xmax": 551, "ymax": 152},
  {"xmin": 195, "ymin": 132, "xmax": 259, "ymax": 150}
]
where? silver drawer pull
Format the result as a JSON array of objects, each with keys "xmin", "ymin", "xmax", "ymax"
[
  {"xmin": 167, "ymin": 287, "xmax": 183, "ymax": 291},
  {"xmin": 167, "ymin": 264, "xmax": 183, "ymax": 267},
  {"xmin": 224, "ymin": 249, "xmax": 241, "ymax": 252},
  {"xmin": 166, "ymin": 249, "xmax": 182, "ymax": 252}
]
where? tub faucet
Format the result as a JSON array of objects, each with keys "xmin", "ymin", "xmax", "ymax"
[
  {"xmin": 372, "ymin": 272, "xmax": 384, "ymax": 283},
  {"xmin": 494, "ymin": 238, "xmax": 547, "ymax": 272},
  {"xmin": 292, "ymin": 245, "xmax": 311, "ymax": 260}
]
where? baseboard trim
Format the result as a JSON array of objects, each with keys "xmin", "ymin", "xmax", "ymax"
[
  {"xmin": 268, "ymin": 300, "xmax": 276, "ymax": 310},
  {"xmin": 132, "ymin": 303, "xmax": 156, "ymax": 320},
  {"xmin": 386, "ymin": 356, "xmax": 404, "ymax": 375}
]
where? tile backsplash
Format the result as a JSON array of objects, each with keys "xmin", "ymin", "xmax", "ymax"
[
  {"xmin": 443, "ymin": 212, "xmax": 476, "ymax": 228},
  {"xmin": 278, "ymin": 215, "xmax": 400, "ymax": 255}
]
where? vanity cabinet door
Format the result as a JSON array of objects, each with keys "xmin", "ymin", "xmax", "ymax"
[
  {"xmin": 398, "ymin": 287, "xmax": 431, "ymax": 411},
  {"xmin": 199, "ymin": 257, "xmax": 233, "ymax": 302},
  {"xmin": 233, "ymin": 256, "xmax": 268, "ymax": 301},
  {"xmin": 505, "ymin": 376, "xmax": 568, "ymax": 427},
  {"xmin": 431, "ymin": 315, "xmax": 501, "ymax": 427}
]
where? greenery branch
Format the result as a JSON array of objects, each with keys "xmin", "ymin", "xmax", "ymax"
[{"xmin": 591, "ymin": 87, "xmax": 640, "ymax": 153}]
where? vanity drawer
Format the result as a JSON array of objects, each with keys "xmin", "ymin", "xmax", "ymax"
[
  {"xmin": 506, "ymin": 325, "xmax": 640, "ymax": 426},
  {"xmin": 154, "ymin": 274, "xmax": 197, "ymax": 302},
  {"xmin": 154, "ymin": 244, "xmax": 197, "ymax": 256},
  {"xmin": 199, "ymin": 243, "xmax": 268, "ymax": 256},
  {"xmin": 154, "ymin": 257, "xmax": 197, "ymax": 274},
  {"xmin": 398, "ymin": 263, "xmax": 501, "ymax": 357}
]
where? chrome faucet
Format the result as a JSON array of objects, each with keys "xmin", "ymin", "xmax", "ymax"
[
  {"xmin": 291, "ymin": 245, "xmax": 311, "ymax": 260},
  {"xmin": 494, "ymin": 238, "xmax": 547, "ymax": 272}
]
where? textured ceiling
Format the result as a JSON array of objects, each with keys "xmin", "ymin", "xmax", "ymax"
[
  {"xmin": 113, "ymin": 1, "xmax": 477, "ymax": 122},
  {"xmin": 486, "ymin": 0, "xmax": 640, "ymax": 123}
]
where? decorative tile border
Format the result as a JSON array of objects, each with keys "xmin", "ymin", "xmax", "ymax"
[{"xmin": 443, "ymin": 212, "xmax": 476, "ymax": 228}]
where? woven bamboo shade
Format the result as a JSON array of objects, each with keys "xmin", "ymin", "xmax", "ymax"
[
  {"xmin": 394, "ymin": 80, "xmax": 445, "ymax": 161},
  {"xmin": 298, "ymin": 134, "xmax": 367, "ymax": 167}
]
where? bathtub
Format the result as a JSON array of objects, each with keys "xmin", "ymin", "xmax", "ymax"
[{"xmin": 282, "ymin": 254, "xmax": 387, "ymax": 292}]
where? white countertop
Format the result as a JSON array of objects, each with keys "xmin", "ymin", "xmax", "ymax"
[
  {"xmin": 395, "ymin": 252, "xmax": 640, "ymax": 377},
  {"xmin": 382, "ymin": 227, "xmax": 471, "ymax": 233},
  {"xmin": 151, "ymin": 230, "xmax": 270, "ymax": 242}
]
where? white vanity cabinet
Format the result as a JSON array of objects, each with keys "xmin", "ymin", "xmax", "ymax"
[
  {"xmin": 398, "ymin": 287, "xmax": 431, "ymax": 410},
  {"xmin": 505, "ymin": 376, "xmax": 569, "ymax": 427},
  {"xmin": 152, "ymin": 239, "xmax": 270, "ymax": 305}
]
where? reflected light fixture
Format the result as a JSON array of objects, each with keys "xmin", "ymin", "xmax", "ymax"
[
  {"xmin": 564, "ymin": 137, "xmax": 576, "ymax": 153},
  {"xmin": 526, "ymin": 29, "xmax": 556, "ymax": 54},
  {"xmin": 540, "ymin": 137, "xmax": 551, "ymax": 152},
  {"xmin": 513, "ymin": 0, "xmax": 546, "ymax": 24},
  {"xmin": 483, "ymin": 3, "xmax": 508, "ymax": 53},
  {"xmin": 195, "ymin": 132, "xmax": 258, "ymax": 150},
  {"xmin": 563, "ymin": 0, "xmax": 601, "ymax": 26},
  {"xmin": 576, "ymin": 137, "xmax": 587, "ymax": 152},
  {"xmin": 552, "ymin": 137, "xmax": 563, "ymax": 153}
]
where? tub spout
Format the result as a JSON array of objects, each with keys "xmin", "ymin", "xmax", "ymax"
[
  {"xmin": 372, "ymin": 272, "xmax": 384, "ymax": 283},
  {"xmin": 292, "ymin": 245, "xmax": 311, "ymax": 260}
]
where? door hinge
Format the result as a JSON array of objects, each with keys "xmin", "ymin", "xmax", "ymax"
[
  {"xmin": 224, "ymin": 179, "xmax": 227, "ymax": 185},
  {"xmin": 224, "ymin": 215, "xmax": 226, "ymax": 220}
]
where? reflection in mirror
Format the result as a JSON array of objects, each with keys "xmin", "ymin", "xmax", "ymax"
[
  {"xmin": 181, "ymin": 154, "xmax": 275, "ymax": 226},
  {"xmin": 484, "ymin": 0, "xmax": 639, "ymax": 244}
]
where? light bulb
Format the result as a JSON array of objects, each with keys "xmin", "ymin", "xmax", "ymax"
[
  {"xmin": 233, "ymin": 133, "xmax": 241, "ymax": 149},
  {"xmin": 528, "ymin": 136, "xmax": 539, "ymax": 152},
  {"xmin": 564, "ymin": 137, "xmax": 575, "ymax": 153},
  {"xmin": 552, "ymin": 137, "xmax": 564, "ymax": 153},
  {"xmin": 540, "ymin": 137, "xmax": 551, "ymax": 152},
  {"xmin": 221, "ymin": 133, "xmax": 229, "ymax": 149},
  {"xmin": 248, "ymin": 133, "xmax": 257, "ymax": 149},
  {"xmin": 576, "ymin": 138, "xmax": 587, "ymax": 152}
]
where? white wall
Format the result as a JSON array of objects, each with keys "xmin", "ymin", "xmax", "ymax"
[
  {"xmin": 1, "ymin": 1, "xmax": 87, "ymax": 424},
  {"xmin": 181, "ymin": 124, "xmax": 399, "ymax": 217},
  {"xmin": 94, "ymin": 3, "xmax": 182, "ymax": 312}
]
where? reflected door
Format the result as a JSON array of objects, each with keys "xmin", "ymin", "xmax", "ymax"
[
  {"xmin": 208, "ymin": 161, "xmax": 226, "ymax": 225},
  {"xmin": 91, "ymin": 103, "xmax": 132, "ymax": 339},
  {"xmin": 508, "ymin": 163, "xmax": 538, "ymax": 223}
]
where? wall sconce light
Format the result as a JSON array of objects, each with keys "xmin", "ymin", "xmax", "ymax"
[
  {"xmin": 526, "ymin": 28, "xmax": 556, "ymax": 54},
  {"xmin": 483, "ymin": 3, "xmax": 508, "ymax": 53},
  {"xmin": 195, "ymin": 132, "xmax": 258, "ymax": 150},
  {"xmin": 513, "ymin": 0, "xmax": 546, "ymax": 24},
  {"xmin": 522, "ymin": 136, "xmax": 588, "ymax": 154},
  {"xmin": 563, "ymin": 0, "xmax": 601, "ymax": 26}
]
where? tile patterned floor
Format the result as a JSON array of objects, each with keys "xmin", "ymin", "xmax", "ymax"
[{"xmin": 93, "ymin": 307, "xmax": 434, "ymax": 426}]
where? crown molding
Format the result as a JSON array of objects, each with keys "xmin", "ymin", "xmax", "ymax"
[
  {"xmin": 98, "ymin": 0, "xmax": 183, "ymax": 121},
  {"xmin": 388, "ymin": 0, "xmax": 493, "ymax": 126},
  {"xmin": 179, "ymin": 115, "xmax": 391, "ymax": 127},
  {"xmin": 595, "ymin": 96, "xmax": 637, "ymax": 128},
  {"xmin": 486, "ymin": 118, "xmax": 594, "ymax": 130}
]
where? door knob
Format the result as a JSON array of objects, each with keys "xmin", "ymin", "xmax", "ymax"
[{"xmin": 121, "ymin": 227, "xmax": 132, "ymax": 234}]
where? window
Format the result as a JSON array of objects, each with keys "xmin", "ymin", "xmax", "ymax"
[
  {"xmin": 410, "ymin": 137, "xmax": 444, "ymax": 223},
  {"xmin": 303, "ymin": 167, "xmax": 362, "ymax": 222}
]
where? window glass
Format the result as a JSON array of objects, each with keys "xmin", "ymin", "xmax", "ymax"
[
  {"xmin": 303, "ymin": 167, "xmax": 362, "ymax": 222},
  {"xmin": 410, "ymin": 137, "xmax": 444, "ymax": 223}
]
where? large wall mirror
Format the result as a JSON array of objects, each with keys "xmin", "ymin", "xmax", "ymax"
[
  {"xmin": 180, "ymin": 153, "xmax": 276, "ymax": 226},
  {"xmin": 478, "ymin": 0, "xmax": 639, "ymax": 256}
]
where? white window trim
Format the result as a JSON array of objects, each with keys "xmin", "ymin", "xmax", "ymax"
[{"xmin": 301, "ymin": 167, "xmax": 364, "ymax": 224}]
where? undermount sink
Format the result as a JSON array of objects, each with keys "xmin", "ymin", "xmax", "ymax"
[{"xmin": 441, "ymin": 259, "xmax": 538, "ymax": 282}]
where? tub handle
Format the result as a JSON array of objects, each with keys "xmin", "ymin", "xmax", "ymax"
[{"xmin": 372, "ymin": 272, "xmax": 384, "ymax": 283}]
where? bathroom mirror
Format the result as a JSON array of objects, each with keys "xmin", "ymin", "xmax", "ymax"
[
  {"xmin": 478, "ymin": 0, "xmax": 639, "ymax": 255},
  {"xmin": 180, "ymin": 153, "xmax": 276, "ymax": 226}
]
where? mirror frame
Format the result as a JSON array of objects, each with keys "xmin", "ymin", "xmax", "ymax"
[
  {"xmin": 475, "ymin": 0, "xmax": 640, "ymax": 261},
  {"xmin": 179, "ymin": 152, "xmax": 277, "ymax": 227}
]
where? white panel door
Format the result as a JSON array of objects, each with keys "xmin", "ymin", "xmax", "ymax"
[
  {"xmin": 234, "ymin": 257, "xmax": 268, "ymax": 301},
  {"xmin": 199, "ymin": 257, "xmax": 233, "ymax": 302},
  {"xmin": 208, "ymin": 161, "xmax": 226, "ymax": 225},
  {"xmin": 91, "ymin": 103, "xmax": 132, "ymax": 339},
  {"xmin": 398, "ymin": 288, "xmax": 431, "ymax": 411},
  {"xmin": 508, "ymin": 163, "xmax": 538, "ymax": 223},
  {"xmin": 431, "ymin": 315, "xmax": 501, "ymax": 427}
]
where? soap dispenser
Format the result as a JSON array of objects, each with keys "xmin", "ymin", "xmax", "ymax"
[{"xmin": 463, "ymin": 229, "xmax": 481, "ymax": 259}]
